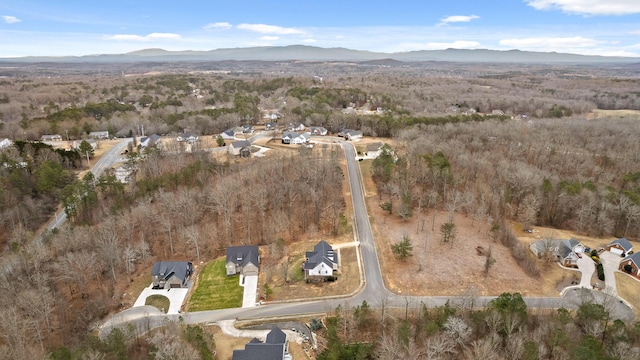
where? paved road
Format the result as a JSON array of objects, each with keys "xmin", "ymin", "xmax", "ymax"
[
  {"xmin": 47, "ymin": 139, "xmax": 131, "ymax": 230},
  {"xmin": 99, "ymin": 140, "xmax": 635, "ymax": 338}
]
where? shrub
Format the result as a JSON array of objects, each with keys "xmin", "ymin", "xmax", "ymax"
[{"xmin": 596, "ymin": 263, "xmax": 605, "ymax": 281}]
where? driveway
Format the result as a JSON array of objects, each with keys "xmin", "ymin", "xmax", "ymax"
[
  {"xmin": 240, "ymin": 275, "xmax": 259, "ymax": 308},
  {"xmin": 576, "ymin": 255, "xmax": 596, "ymax": 289},
  {"xmin": 134, "ymin": 284, "xmax": 189, "ymax": 314},
  {"xmin": 600, "ymin": 251, "xmax": 621, "ymax": 295}
]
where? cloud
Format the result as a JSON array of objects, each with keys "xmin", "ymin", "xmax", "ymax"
[
  {"xmin": 500, "ymin": 36, "xmax": 601, "ymax": 49},
  {"xmin": 237, "ymin": 23, "xmax": 304, "ymax": 35},
  {"xmin": 106, "ymin": 33, "xmax": 181, "ymax": 41},
  {"xmin": 260, "ymin": 36, "xmax": 279, "ymax": 41},
  {"xmin": 424, "ymin": 40, "xmax": 481, "ymax": 49},
  {"xmin": 302, "ymin": 38, "xmax": 317, "ymax": 43},
  {"xmin": 2, "ymin": 15, "xmax": 21, "ymax": 24},
  {"xmin": 203, "ymin": 22, "xmax": 232, "ymax": 30},
  {"xmin": 439, "ymin": 15, "xmax": 479, "ymax": 25},
  {"xmin": 526, "ymin": 0, "xmax": 640, "ymax": 15}
]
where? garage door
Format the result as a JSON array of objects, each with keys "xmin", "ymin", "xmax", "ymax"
[{"xmin": 610, "ymin": 247, "xmax": 623, "ymax": 255}]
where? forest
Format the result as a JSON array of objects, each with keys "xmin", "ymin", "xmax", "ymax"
[{"xmin": 0, "ymin": 61, "xmax": 639, "ymax": 359}]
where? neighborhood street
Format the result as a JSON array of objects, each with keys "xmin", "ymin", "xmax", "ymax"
[
  {"xmin": 47, "ymin": 138, "xmax": 131, "ymax": 230},
  {"xmin": 99, "ymin": 139, "xmax": 635, "ymax": 338}
]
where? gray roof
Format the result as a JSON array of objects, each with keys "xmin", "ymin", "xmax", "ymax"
[
  {"xmin": 366, "ymin": 142, "xmax": 383, "ymax": 152},
  {"xmin": 530, "ymin": 238, "xmax": 580, "ymax": 259},
  {"xmin": 230, "ymin": 140, "xmax": 251, "ymax": 149},
  {"xmin": 232, "ymin": 327, "xmax": 286, "ymax": 360},
  {"xmin": 610, "ymin": 238, "xmax": 633, "ymax": 252},
  {"xmin": 151, "ymin": 261, "xmax": 193, "ymax": 283},
  {"xmin": 304, "ymin": 240, "xmax": 337, "ymax": 270},
  {"xmin": 622, "ymin": 252, "xmax": 640, "ymax": 266},
  {"xmin": 226, "ymin": 246, "xmax": 260, "ymax": 268}
]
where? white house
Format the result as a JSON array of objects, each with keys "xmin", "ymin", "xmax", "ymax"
[
  {"xmin": 303, "ymin": 240, "xmax": 339, "ymax": 280},
  {"xmin": 344, "ymin": 130, "xmax": 363, "ymax": 141},
  {"xmin": 89, "ymin": 131, "xmax": 110, "ymax": 139},
  {"xmin": 309, "ymin": 126, "xmax": 328, "ymax": 136},
  {"xmin": 41, "ymin": 134, "xmax": 63, "ymax": 142},
  {"xmin": 176, "ymin": 133, "xmax": 198, "ymax": 143},
  {"xmin": 229, "ymin": 140, "xmax": 252, "ymax": 156},
  {"xmin": 282, "ymin": 131, "xmax": 310, "ymax": 145},
  {"xmin": 220, "ymin": 129, "xmax": 236, "ymax": 140}
]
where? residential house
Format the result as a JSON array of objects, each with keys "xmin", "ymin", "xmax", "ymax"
[
  {"xmin": 365, "ymin": 142, "xmax": 384, "ymax": 158},
  {"xmin": 309, "ymin": 126, "xmax": 328, "ymax": 136},
  {"xmin": 282, "ymin": 131, "xmax": 310, "ymax": 145},
  {"xmin": 264, "ymin": 113, "xmax": 279, "ymax": 121},
  {"xmin": 607, "ymin": 238, "xmax": 633, "ymax": 256},
  {"xmin": 303, "ymin": 240, "xmax": 339, "ymax": 281},
  {"xmin": 287, "ymin": 123, "xmax": 305, "ymax": 132},
  {"xmin": 89, "ymin": 131, "xmax": 110, "ymax": 139},
  {"xmin": 0, "ymin": 138, "xmax": 13, "ymax": 150},
  {"xmin": 226, "ymin": 246, "xmax": 260, "ymax": 276},
  {"xmin": 139, "ymin": 134, "xmax": 161, "ymax": 148},
  {"xmin": 40, "ymin": 134, "xmax": 63, "ymax": 142},
  {"xmin": 232, "ymin": 326, "xmax": 291, "ymax": 360},
  {"xmin": 229, "ymin": 140, "xmax": 252, "ymax": 157},
  {"xmin": 344, "ymin": 130, "xmax": 363, "ymax": 141},
  {"xmin": 151, "ymin": 261, "xmax": 193, "ymax": 289},
  {"xmin": 242, "ymin": 125, "xmax": 255, "ymax": 134},
  {"xmin": 620, "ymin": 252, "xmax": 640, "ymax": 280},
  {"xmin": 220, "ymin": 129, "xmax": 236, "ymax": 140},
  {"xmin": 265, "ymin": 122, "xmax": 277, "ymax": 130},
  {"xmin": 491, "ymin": 109, "xmax": 505, "ymax": 116},
  {"xmin": 529, "ymin": 238, "xmax": 582, "ymax": 268},
  {"xmin": 176, "ymin": 133, "xmax": 198, "ymax": 143}
]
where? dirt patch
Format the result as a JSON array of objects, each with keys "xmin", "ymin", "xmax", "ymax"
[
  {"xmin": 261, "ymin": 235, "xmax": 360, "ymax": 301},
  {"xmin": 210, "ymin": 325, "xmax": 312, "ymax": 360},
  {"xmin": 361, "ymin": 161, "xmax": 614, "ymax": 297},
  {"xmin": 586, "ymin": 109, "xmax": 640, "ymax": 120}
]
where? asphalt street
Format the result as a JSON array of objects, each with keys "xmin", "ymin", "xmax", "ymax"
[{"xmin": 99, "ymin": 139, "xmax": 635, "ymax": 338}]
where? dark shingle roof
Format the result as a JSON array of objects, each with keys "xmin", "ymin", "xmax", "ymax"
[
  {"xmin": 232, "ymin": 327, "xmax": 286, "ymax": 360},
  {"xmin": 304, "ymin": 240, "xmax": 337, "ymax": 270},
  {"xmin": 611, "ymin": 238, "xmax": 633, "ymax": 252},
  {"xmin": 151, "ymin": 261, "xmax": 193, "ymax": 283},
  {"xmin": 226, "ymin": 246, "xmax": 259, "ymax": 268}
]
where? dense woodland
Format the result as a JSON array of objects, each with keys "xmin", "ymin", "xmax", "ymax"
[{"xmin": 0, "ymin": 61, "xmax": 639, "ymax": 358}]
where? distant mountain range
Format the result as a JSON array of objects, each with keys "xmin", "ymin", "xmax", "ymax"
[{"xmin": 2, "ymin": 45, "xmax": 639, "ymax": 64}]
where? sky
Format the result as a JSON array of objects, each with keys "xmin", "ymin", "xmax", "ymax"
[{"xmin": 1, "ymin": 0, "xmax": 640, "ymax": 58}]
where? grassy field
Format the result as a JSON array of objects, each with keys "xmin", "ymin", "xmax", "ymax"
[
  {"xmin": 187, "ymin": 258, "xmax": 243, "ymax": 311},
  {"xmin": 615, "ymin": 272, "xmax": 640, "ymax": 317},
  {"xmin": 145, "ymin": 295, "xmax": 170, "ymax": 313}
]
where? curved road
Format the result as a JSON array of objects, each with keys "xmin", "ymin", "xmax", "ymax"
[
  {"xmin": 47, "ymin": 139, "xmax": 132, "ymax": 230},
  {"xmin": 100, "ymin": 140, "xmax": 634, "ymax": 337}
]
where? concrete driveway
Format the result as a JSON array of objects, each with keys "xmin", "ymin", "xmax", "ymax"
[
  {"xmin": 240, "ymin": 275, "xmax": 258, "ymax": 308},
  {"xmin": 134, "ymin": 284, "xmax": 189, "ymax": 314},
  {"xmin": 576, "ymin": 255, "xmax": 596, "ymax": 289},
  {"xmin": 600, "ymin": 251, "xmax": 622, "ymax": 295}
]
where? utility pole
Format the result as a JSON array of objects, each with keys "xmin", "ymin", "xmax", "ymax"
[{"xmin": 85, "ymin": 150, "xmax": 91, "ymax": 168}]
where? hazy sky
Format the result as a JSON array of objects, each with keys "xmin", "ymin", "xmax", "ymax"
[{"xmin": 1, "ymin": 0, "xmax": 640, "ymax": 57}]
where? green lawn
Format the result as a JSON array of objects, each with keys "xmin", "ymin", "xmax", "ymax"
[
  {"xmin": 145, "ymin": 295, "xmax": 170, "ymax": 313},
  {"xmin": 187, "ymin": 257, "xmax": 243, "ymax": 311}
]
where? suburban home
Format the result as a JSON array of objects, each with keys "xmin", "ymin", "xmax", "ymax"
[
  {"xmin": 89, "ymin": 131, "xmax": 110, "ymax": 139},
  {"xmin": 492, "ymin": 109, "xmax": 505, "ymax": 116},
  {"xmin": 607, "ymin": 238, "xmax": 633, "ymax": 256},
  {"xmin": 242, "ymin": 125, "xmax": 254, "ymax": 134},
  {"xmin": 139, "ymin": 134, "xmax": 161, "ymax": 148},
  {"xmin": 287, "ymin": 123, "xmax": 306, "ymax": 132},
  {"xmin": 229, "ymin": 140, "xmax": 252, "ymax": 157},
  {"xmin": 176, "ymin": 133, "xmax": 198, "ymax": 143},
  {"xmin": 232, "ymin": 326, "xmax": 291, "ymax": 360},
  {"xmin": 41, "ymin": 134, "xmax": 63, "ymax": 142},
  {"xmin": 226, "ymin": 245, "xmax": 260, "ymax": 276},
  {"xmin": 529, "ymin": 238, "xmax": 582, "ymax": 268},
  {"xmin": 150, "ymin": 261, "xmax": 193, "ymax": 289},
  {"xmin": 309, "ymin": 126, "xmax": 328, "ymax": 136},
  {"xmin": 264, "ymin": 113, "xmax": 279, "ymax": 121},
  {"xmin": 220, "ymin": 129, "xmax": 236, "ymax": 140},
  {"xmin": 344, "ymin": 130, "xmax": 363, "ymax": 141},
  {"xmin": 620, "ymin": 252, "xmax": 640, "ymax": 280},
  {"xmin": 265, "ymin": 122, "xmax": 277, "ymax": 130},
  {"xmin": 0, "ymin": 138, "xmax": 13, "ymax": 150},
  {"xmin": 282, "ymin": 131, "xmax": 310, "ymax": 145},
  {"xmin": 365, "ymin": 142, "xmax": 384, "ymax": 158},
  {"xmin": 303, "ymin": 240, "xmax": 339, "ymax": 281}
]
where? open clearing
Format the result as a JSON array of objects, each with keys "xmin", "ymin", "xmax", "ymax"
[
  {"xmin": 187, "ymin": 257, "xmax": 243, "ymax": 311},
  {"xmin": 360, "ymin": 158, "xmax": 640, "ymax": 298}
]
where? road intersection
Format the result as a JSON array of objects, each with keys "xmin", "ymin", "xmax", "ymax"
[{"xmin": 99, "ymin": 139, "xmax": 635, "ymax": 338}]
